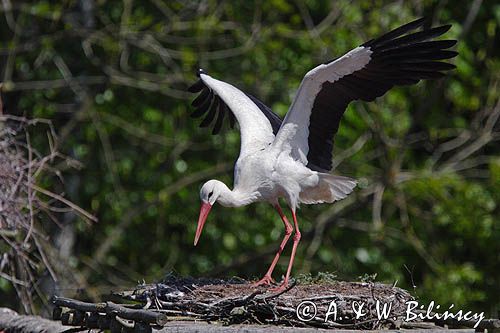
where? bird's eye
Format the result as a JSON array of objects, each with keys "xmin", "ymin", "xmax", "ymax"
[{"xmin": 208, "ymin": 191, "xmax": 213, "ymax": 198}]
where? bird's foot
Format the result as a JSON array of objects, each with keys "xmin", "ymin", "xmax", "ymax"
[
  {"xmin": 269, "ymin": 280, "xmax": 289, "ymax": 292},
  {"xmin": 251, "ymin": 275, "xmax": 275, "ymax": 287}
]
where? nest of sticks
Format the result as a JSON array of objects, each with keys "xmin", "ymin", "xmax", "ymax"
[{"xmin": 114, "ymin": 276, "xmax": 414, "ymax": 330}]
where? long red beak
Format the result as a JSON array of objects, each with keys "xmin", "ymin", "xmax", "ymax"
[{"xmin": 194, "ymin": 201, "xmax": 212, "ymax": 246}]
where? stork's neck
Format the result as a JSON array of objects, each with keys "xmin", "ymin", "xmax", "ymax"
[{"xmin": 215, "ymin": 181, "xmax": 260, "ymax": 207}]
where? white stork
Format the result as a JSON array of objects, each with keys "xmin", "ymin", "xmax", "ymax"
[{"xmin": 188, "ymin": 18, "xmax": 457, "ymax": 291}]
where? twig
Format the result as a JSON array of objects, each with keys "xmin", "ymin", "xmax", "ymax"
[{"xmin": 31, "ymin": 184, "xmax": 97, "ymax": 223}]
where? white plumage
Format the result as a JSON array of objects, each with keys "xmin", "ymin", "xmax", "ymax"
[
  {"xmin": 200, "ymin": 74, "xmax": 275, "ymax": 155},
  {"xmin": 188, "ymin": 18, "xmax": 457, "ymax": 291}
]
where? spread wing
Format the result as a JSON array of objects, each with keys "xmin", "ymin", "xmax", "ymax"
[
  {"xmin": 273, "ymin": 18, "xmax": 457, "ymax": 171},
  {"xmin": 188, "ymin": 70, "xmax": 282, "ymax": 156}
]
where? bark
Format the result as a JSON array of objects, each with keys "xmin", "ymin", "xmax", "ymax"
[{"xmin": 0, "ymin": 308, "xmax": 69, "ymax": 333}]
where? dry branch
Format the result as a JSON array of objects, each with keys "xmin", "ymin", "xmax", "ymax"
[{"xmin": 0, "ymin": 113, "xmax": 95, "ymax": 313}]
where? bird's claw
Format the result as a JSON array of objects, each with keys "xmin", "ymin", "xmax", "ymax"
[{"xmin": 251, "ymin": 275, "xmax": 275, "ymax": 287}]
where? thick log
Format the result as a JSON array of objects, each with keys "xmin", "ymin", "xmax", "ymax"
[
  {"xmin": 0, "ymin": 308, "xmax": 72, "ymax": 333},
  {"xmin": 52, "ymin": 296, "xmax": 168, "ymax": 326}
]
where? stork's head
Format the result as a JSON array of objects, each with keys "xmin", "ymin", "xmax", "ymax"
[{"xmin": 194, "ymin": 180, "xmax": 225, "ymax": 246}]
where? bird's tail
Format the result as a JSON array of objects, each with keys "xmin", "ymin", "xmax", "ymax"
[
  {"xmin": 322, "ymin": 174, "xmax": 357, "ymax": 201},
  {"xmin": 299, "ymin": 174, "xmax": 357, "ymax": 204}
]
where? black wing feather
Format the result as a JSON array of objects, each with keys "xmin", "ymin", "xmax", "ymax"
[
  {"xmin": 190, "ymin": 90, "xmax": 213, "ymax": 118},
  {"xmin": 363, "ymin": 17, "xmax": 425, "ymax": 47},
  {"xmin": 191, "ymin": 87, "xmax": 210, "ymax": 107},
  {"xmin": 306, "ymin": 18, "xmax": 457, "ymax": 171},
  {"xmin": 228, "ymin": 111, "xmax": 236, "ymax": 129},
  {"xmin": 212, "ymin": 101, "xmax": 226, "ymax": 135},
  {"xmin": 199, "ymin": 97, "xmax": 219, "ymax": 127},
  {"xmin": 371, "ymin": 25, "xmax": 452, "ymax": 51},
  {"xmin": 187, "ymin": 79, "xmax": 205, "ymax": 93}
]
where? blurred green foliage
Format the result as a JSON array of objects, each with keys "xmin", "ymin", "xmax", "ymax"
[{"xmin": 0, "ymin": 0, "xmax": 498, "ymax": 316}]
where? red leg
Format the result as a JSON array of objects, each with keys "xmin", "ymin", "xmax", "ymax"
[
  {"xmin": 271, "ymin": 208, "xmax": 301, "ymax": 292},
  {"xmin": 252, "ymin": 203, "xmax": 293, "ymax": 287}
]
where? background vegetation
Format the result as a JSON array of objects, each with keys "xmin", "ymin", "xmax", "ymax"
[{"xmin": 0, "ymin": 0, "xmax": 498, "ymax": 317}]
